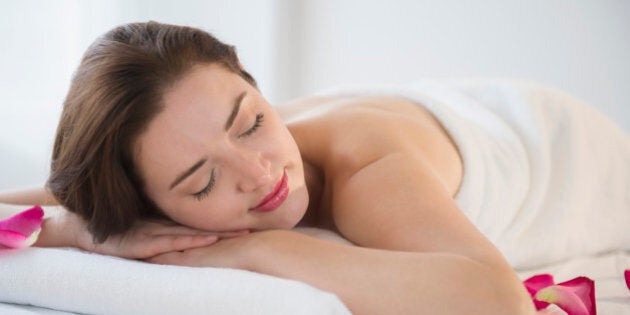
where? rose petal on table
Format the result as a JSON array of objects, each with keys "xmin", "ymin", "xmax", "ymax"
[
  {"xmin": 524, "ymin": 274, "xmax": 555, "ymax": 310},
  {"xmin": 0, "ymin": 206, "xmax": 44, "ymax": 249},
  {"xmin": 535, "ymin": 277, "xmax": 595, "ymax": 315},
  {"xmin": 0, "ymin": 229, "xmax": 29, "ymax": 249},
  {"xmin": 0, "ymin": 206, "xmax": 44, "ymax": 235}
]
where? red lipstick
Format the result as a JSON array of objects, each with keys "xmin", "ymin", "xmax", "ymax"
[{"xmin": 250, "ymin": 172, "xmax": 289, "ymax": 213}]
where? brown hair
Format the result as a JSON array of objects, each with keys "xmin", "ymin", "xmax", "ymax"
[{"xmin": 47, "ymin": 21, "xmax": 256, "ymax": 243}]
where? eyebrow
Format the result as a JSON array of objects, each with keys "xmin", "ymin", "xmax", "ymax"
[
  {"xmin": 169, "ymin": 158, "xmax": 206, "ymax": 190},
  {"xmin": 168, "ymin": 91, "xmax": 247, "ymax": 190},
  {"xmin": 224, "ymin": 91, "xmax": 247, "ymax": 131}
]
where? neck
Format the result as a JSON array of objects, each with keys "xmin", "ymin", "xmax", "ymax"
[{"xmin": 298, "ymin": 159, "xmax": 324, "ymax": 227}]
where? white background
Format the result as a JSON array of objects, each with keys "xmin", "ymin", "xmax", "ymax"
[{"xmin": 1, "ymin": 0, "xmax": 629, "ymax": 189}]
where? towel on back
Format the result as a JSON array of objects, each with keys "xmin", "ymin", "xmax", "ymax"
[{"xmin": 319, "ymin": 79, "xmax": 630, "ymax": 269}]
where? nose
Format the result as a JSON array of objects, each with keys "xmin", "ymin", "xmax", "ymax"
[{"xmin": 231, "ymin": 149, "xmax": 272, "ymax": 193}]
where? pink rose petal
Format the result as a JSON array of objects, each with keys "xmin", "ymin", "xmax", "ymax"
[
  {"xmin": 0, "ymin": 206, "xmax": 44, "ymax": 235},
  {"xmin": 624, "ymin": 270, "xmax": 629, "ymax": 291},
  {"xmin": 524, "ymin": 274, "xmax": 596, "ymax": 315},
  {"xmin": 0, "ymin": 229, "xmax": 29, "ymax": 249},
  {"xmin": 0, "ymin": 206, "xmax": 44, "ymax": 249},
  {"xmin": 524, "ymin": 274, "xmax": 555, "ymax": 310},
  {"xmin": 535, "ymin": 277, "xmax": 595, "ymax": 315}
]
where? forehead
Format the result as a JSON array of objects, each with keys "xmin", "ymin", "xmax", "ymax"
[
  {"xmin": 135, "ymin": 64, "xmax": 242, "ymax": 186},
  {"xmin": 154, "ymin": 63, "xmax": 240, "ymax": 143},
  {"xmin": 163, "ymin": 63, "xmax": 239, "ymax": 108}
]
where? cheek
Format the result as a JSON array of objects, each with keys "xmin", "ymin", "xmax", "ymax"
[
  {"xmin": 268, "ymin": 119, "xmax": 300, "ymax": 158},
  {"xmin": 161, "ymin": 195, "xmax": 243, "ymax": 231}
]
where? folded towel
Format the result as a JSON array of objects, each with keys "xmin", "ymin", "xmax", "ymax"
[
  {"xmin": 318, "ymin": 79, "xmax": 630, "ymax": 269},
  {"xmin": 0, "ymin": 246, "xmax": 350, "ymax": 315}
]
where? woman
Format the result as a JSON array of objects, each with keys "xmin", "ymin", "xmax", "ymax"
[{"xmin": 1, "ymin": 21, "xmax": 628, "ymax": 314}]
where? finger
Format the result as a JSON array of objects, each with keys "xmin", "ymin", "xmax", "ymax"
[
  {"xmin": 216, "ymin": 229, "xmax": 251, "ymax": 239},
  {"xmin": 132, "ymin": 221, "xmax": 211, "ymax": 237},
  {"xmin": 146, "ymin": 251, "xmax": 184, "ymax": 265},
  {"xmin": 155, "ymin": 227, "xmax": 249, "ymax": 238},
  {"xmin": 159, "ymin": 227, "xmax": 251, "ymax": 237},
  {"xmin": 151, "ymin": 225, "xmax": 211, "ymax": 236},
  {"xmin": 140, "ymin": 234, "xmax": 218, "ymax": 258}
]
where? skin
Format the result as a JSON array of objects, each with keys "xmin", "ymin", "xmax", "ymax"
[{"xmin": 0, "ymin": 63, "xmax": 536, "ymax": 314}]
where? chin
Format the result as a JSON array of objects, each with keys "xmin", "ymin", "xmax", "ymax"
[{"xmin": 277, "ymin": 187, "xmax": 309, "ymax": 229}]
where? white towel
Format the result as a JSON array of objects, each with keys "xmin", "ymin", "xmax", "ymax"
[
  {"xmin": 0, "ymin": 246, "xmax": 350, "ymax": 315},
  {"xmin": 318, "ymin": 79, "xmax": 630, "ymax": 269}
]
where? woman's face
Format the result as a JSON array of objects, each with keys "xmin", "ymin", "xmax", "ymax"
[{"xmin": 135, "ymin": 63, "xmax": 309, "ymax": 232}]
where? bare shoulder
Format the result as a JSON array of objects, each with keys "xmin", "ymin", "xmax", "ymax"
[{"xmin": 279, "ymin": 95, "xmax": 462, "ymax": 197}]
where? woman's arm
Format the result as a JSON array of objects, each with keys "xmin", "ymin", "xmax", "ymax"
[
  {"xmin": 333, "ymin": 153, "xmax": 534, "ymax": 313},
  {"xmin": 149, "ymin": 149, "xmax": 535, "ymax": 314},
  {"xmin": 258, "ymin": 232, "xmax": 533, "ymax": 315},
  {"xmin": 0, "ymin": 186, "xmax": 59, "ymax": 206},
  {"xmin": 149, "ymin": 230, "xmax": 533, "ymax": 315}
]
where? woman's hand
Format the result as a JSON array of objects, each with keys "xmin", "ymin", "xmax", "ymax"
[
  {"xmin": 145, "ymin": 230, "xmax": 261, "ymax": 269},
  {"xmin": 38, "ymin": 208, "xmax": 249, "ymax": 260},
  {"xmin": 77, "ymin": 219, "xmax": 251, "ymax": 260}
]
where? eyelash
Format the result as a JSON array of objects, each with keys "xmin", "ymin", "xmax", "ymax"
[
  {"xmin": 240, "ymin": 113, "xmax": 264, "ymax": 138},
  {"xmin": 193, "ymin": 169, "xmax": 216, "ymax": 201}
]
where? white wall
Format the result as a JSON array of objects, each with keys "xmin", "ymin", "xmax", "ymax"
[
  {"xmin": 1, "ymin": 0, "xmax": 628, "ymax": 190},
  {"xmin": 277, "ymin": 0, "xmax": 630, "ymax": 132}
]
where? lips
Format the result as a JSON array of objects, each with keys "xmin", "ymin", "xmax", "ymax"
[{"xmin": 250, "ymin": 171, "xmax": 289, "ymax": 213}]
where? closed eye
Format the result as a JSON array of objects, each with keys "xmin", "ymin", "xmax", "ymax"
[
  {"xmin": 193, "ymin": 169, "xmax": 216, "ymax": 201},
  {"xmin": 240, "ymin": 113, "xmax": 264, "ymax": 138}
]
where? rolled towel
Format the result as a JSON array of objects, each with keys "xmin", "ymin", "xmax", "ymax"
[{"xmin": 0, "ymin": 246, "xmax": 350, "ymax": 315}]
